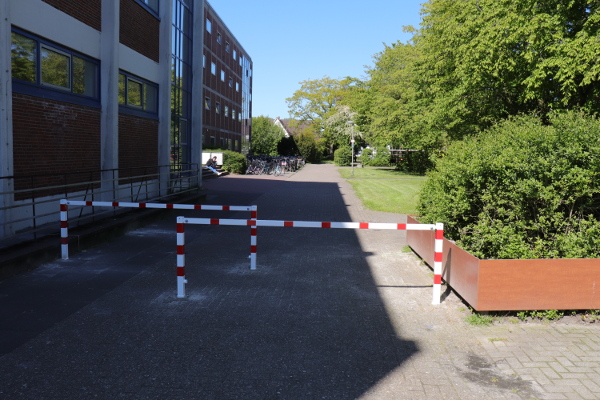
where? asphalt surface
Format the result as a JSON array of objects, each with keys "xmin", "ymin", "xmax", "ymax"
[{"xmin": 1, "ymin": 164, "xmax": 599, "ymax": 399}]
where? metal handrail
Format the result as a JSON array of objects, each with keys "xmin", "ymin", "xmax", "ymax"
[{"xmin": 0, "ymin": 164, "xmax": 200, "ymax": 248}]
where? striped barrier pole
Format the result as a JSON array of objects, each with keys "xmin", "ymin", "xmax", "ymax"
[
  {"xmin": 60, "ymin": 199, "xmax": 69, "ymax": 260},
  {"xmin": 180, "ymin": 218, "xmax": 437, "ymax": 231},
  {"xmin": 250, "ymin": 206, "xmax": 257, "ymax": 270},
  {"xmin": 59, "ymin": 200, "xmax": 255, "ymax": 261},
  {"xmin": 63, "ymin": 200, "xmax": 254, "ymax": 212},
  {"xmin": 178, "ymin": 217, "xmax": 443, "ymax": 303},
  {"xmin": 177, "ymin": 217, "xmax": 187, "ymax": 298},
  {"xmin": 432, "ymin": 223, "xmax": 444, "ymax": 305}
]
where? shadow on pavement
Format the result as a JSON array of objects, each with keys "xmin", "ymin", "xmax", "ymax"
[{"xmin": 0, "ymin": 175, "xmax": 420, "ymax": 399}]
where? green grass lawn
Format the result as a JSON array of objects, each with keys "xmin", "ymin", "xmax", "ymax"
[{"xmin": 338, "ymin": 167, "xmax": 425, "ymax": 215}]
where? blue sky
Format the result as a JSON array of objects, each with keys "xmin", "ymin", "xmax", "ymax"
[{"xmin": 209, "ymin": 0, "xmax": 426, "ymax": 119}]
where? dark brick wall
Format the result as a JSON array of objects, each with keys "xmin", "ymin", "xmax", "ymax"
[
  {"xmin": 42, "ymin": 0, "xmax": 102, "ymax": 31},
  {"xmin": 118, "ymin": 114, "xmax": 158, "ymax": 178},
  {"xmin": 120, "ymin": 0, "xmax": 160, "ymax": 63},
  {"xmin": 12, "ymin": 94, "xmax": 101, "ymax": 196}
]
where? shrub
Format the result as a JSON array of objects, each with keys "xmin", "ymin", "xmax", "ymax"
[
  {"xmin": 359, "ymin": 148, "xmax": 373, "ymax": 165},
  {"xmin": 334, "ymin": 146, "xmax": 352, "ymax": 166},
  {"xmin": 417, "ymin": 111, "xmax": 600, "ymax": 259},
  {"xmin": 222, "ymin": 150, "xmax": 246, "ymax": 174},
  {"xmin": 370, "ymin": 147, "xmax": 391, "ymax": 167}
]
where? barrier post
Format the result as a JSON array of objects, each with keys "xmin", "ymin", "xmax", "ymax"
[
  {"xmin": 431, "ymin": 222, "xmax": 444, "ymax": 305},
  {"xmin": 176, "ymin": 217, "xmax": 187, "ymax": 298},
  {"xmin": 250, "ymin": 205, "xmax": 257, "ymax": 270},
  {"xmin": 60, "ymin": 199, "xmax": 69, "ymax": 260}
]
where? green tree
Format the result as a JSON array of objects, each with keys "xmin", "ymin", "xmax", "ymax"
[
  {"xmin": 250, "ymin": 116, "xmax": 284, "ymax": 155},
  {"xmin": 286, "ymin": 76, "xmax": 355, "ymax": 155},
  {"xmin": 416, "ymin": 0, "xmax": 600, "ymax": 139},
  {"xmin": 323, "ymin": 105, "xmax": 363, "ymax": 153},
  {"xmin": 294, "ymin": 125, "xmax": 323, "ymax": 163}
]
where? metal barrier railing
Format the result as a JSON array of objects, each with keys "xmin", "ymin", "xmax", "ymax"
[{"xmin": 0, "ymin": 164, "xmax": 200, "ymax": 248}]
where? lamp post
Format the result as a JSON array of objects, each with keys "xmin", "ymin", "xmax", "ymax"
[{"xmin": 347, "ymin": 121, "xmax": 355, "ymax": 175}]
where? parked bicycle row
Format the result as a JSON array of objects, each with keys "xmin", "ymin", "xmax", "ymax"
[{"xmin": 245, "ymin": 156, "xmax": 305, "ymax": 175}]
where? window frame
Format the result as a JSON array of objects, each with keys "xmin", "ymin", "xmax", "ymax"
[
  {"xmin": 118, "ymin": 70, "xmax": 159, "ymax": 118},
  {"xmin": 134, "ymin": 0, "xmax": 159, "ymax": 17},
  {"xmin": 11, "ymin": 28, "xmax": 100, "ymax": 108}
]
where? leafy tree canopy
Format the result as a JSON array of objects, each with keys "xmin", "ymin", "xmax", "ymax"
[{"xmin": 250, "ymin": 116, "xmax": 284, "ymax": 156}]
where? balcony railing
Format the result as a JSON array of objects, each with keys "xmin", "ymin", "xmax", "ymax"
[{"xmin": 0, "ymin": 164, "xmax": 200, "ymax": 249}]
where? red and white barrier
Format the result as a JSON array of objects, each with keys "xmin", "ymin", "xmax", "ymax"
[
  {"xmin": 59, "ymin": 199, "xmax": 257, "ymax": 265},
  {"xmin": 176, "ymin": 217, "xmax": 444, "ymax": 304}
]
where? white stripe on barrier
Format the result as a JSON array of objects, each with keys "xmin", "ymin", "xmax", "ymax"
[{"xmin": 177, "ymin": 216, "xmax": 444, "ymax": 304}]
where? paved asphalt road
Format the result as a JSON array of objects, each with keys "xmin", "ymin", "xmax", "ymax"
[{"xmin": 1, "ymin": 164, "xmax": 599, "ymax": 399}]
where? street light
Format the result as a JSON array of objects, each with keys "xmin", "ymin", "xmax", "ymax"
[{"xmin": 347, "ymin": 121, "xmax": 355, "ymax": 175}]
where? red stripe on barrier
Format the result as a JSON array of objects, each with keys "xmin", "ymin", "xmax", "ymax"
[
  {"xmin": 60, "ymin": 204, "xmax": 67, "ymax": 211},
  {"xmin": 166, "ymin": 204, "xmax": 174, "ymax": 209},
  {"xmin": 210, "ymin": 219, "xmax": 220, "ymax": 225},
  {"xmin": 61, "ymin": 238, "xmax": 69, "ymax": 245},
  {"xmin": 284, "ymin": 221, "xmax": 294, "ymax": 227},
  {"xmin": 139, "ymin": 203, "xmax": 146, "ymax": 208},
  {"xmin": 112, "ymin": 202, "xmax": 119, "ymax": 207},
  {"xmin": 177, "ymin": 223, "xmax": 184, "ymax": 233},
  {"xmin": 433, "ymin": 275, "xmax": 442, "ymax": 285},
  {"xmin": 194, "ymin": 205, "xmax": 202, "ymax": 209},
  {"xmin": 436, "ymin": 229, "xmax": 444, "ymax": 240},
  {"xmin": 177, "ymin": 266, "xmax": 185, "ymax": 276},
  {"xmin": 397, "ymin": 223, "xmax": 406, "ymax": 230},
  {"xmin": 177, "ymin": 245, "xmax": 185, "ymax": 255},
  {"xmin": 61, "ymin": 221, "xmax": 68, "ymax": 228},
  {"xmin": 251, "ymin": 211, "xmax": 257, "ymax": 219},
  {"xmin": 247, "ymin": 220, "xmax": 256, "ymax": 226},
  {"xmin": 250, "ymin": 245, "xmax": 257, "ymax": 253},
  {"xmin": 86, "ymin": 201, "xmax": 93, "ymax": 206},
  {"xmin": 322, "ymin": 222, "xmax": 331, "ymax": 228},
  {"xmin": 223, "ymin": 206, "xmax": 230, "ymax": 211},
  {"xmin": 250, "ymin": 228, "xmax": 257, "ymax": 235},
  {"xmin": 360, "ymin": 223, "xmax": 369, "ymax": 229},
  {"xmin": 434, "ymin": 252, "xmax": 443, "ymax": 263}
]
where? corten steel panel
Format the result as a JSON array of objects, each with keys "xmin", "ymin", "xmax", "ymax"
[
  {"xmin": 406, "ymin": 216, "xmax": 481, "ymax": 309},
  {"xmin": 478, "ymin": 258, "xmax": 600, "ymax": 311},
  {"xmin": 406, "ymin": 217, "xmax": 600, "ymax": 311}
]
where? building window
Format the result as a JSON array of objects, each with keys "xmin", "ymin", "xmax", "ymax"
[
  {"xmin": 236, "ymin": 82, "xmax": 239, "ymax": 92},
  {"xmin": 118, "ymin": 71, "xmax": 158, "ymax": 113},
  {"xmin": 224, "ymin": 105, "xmax": 229, "ymax": 117},
  {"xmin": 229, "ymin": 77, "xmax": 233, "ymax": 87},
  {"xmin": 206, "ymin": 18, "xmax": 212, "ymax": 33},
  {"xmin": 220, "ymin": 70, "xmax": 225, "ymax": 82},
  {"xmin": 225, "ymin": 42, "xmax": 230, "ymax": 53},
  {"xmin": 203, "ymin": 54, "xmax": 206, "ymax": 68},
  {"xmin": 11, "ymin": 30, "xmax": 99, "ymax": 101},
  {"xmin": 136, "ymin": 0, "xmax": 158, "ymax": 14},
  {"xmin": 40, "ymin": 46, "xmax": 70, "ymax": 90},
  {"xmin": 233, "ymin": 49, "xmax": 237, "ymax": 61},
  {"xmin": 217, "ymin": 32, "xmax": 222, "ymax": 44},
  {"xmin": 215, "ymin": 102, "xmax": 221, "ymax": 114},
  {"xmin": 232, "ymin": 109, "xmax": 236, "ymax": 120},
  {"xmin": 205, "ymin": 97, "xmax": 211, "ymax": 110},
  {"xmin": 211, "ymin": 62, "xmax": 216, "ymax": 75}
]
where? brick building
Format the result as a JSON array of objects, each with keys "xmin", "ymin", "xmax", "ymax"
[{"xmin": 0, "ymin": 0, "xmax": 252, "ymax": 239}]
